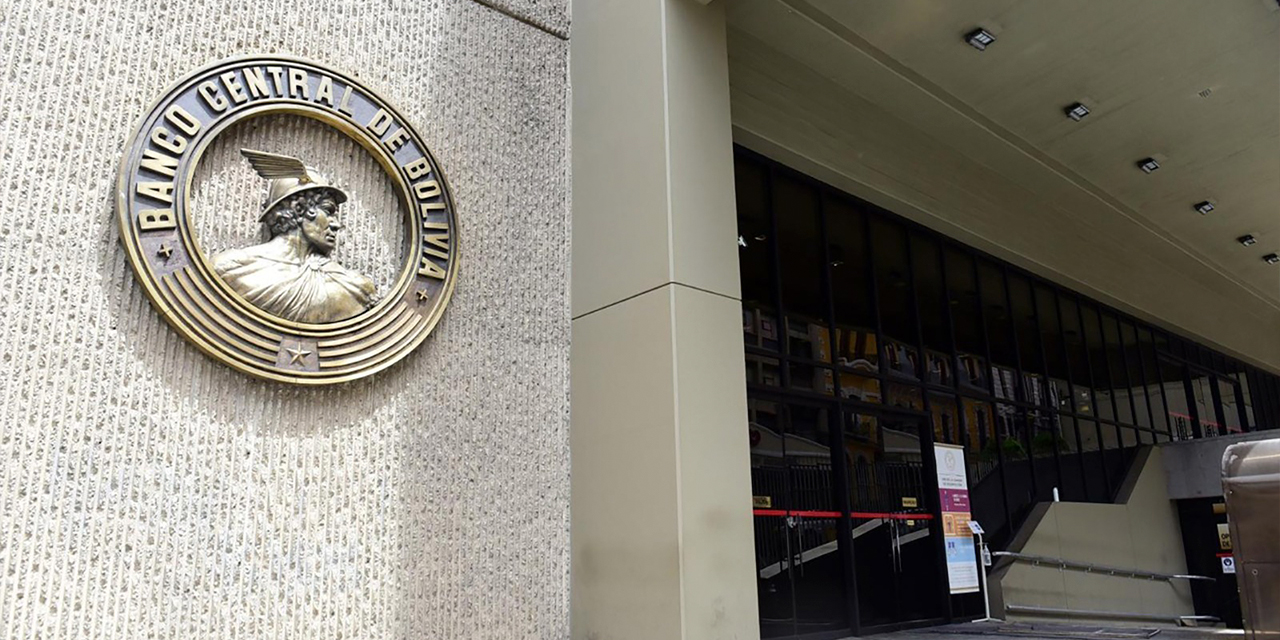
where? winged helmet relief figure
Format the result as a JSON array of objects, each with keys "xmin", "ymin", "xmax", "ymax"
[{"xmin": 212, "ymin": 149, "xmax": 377, "ymax": 324}]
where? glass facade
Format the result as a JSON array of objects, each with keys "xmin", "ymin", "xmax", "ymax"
[{"xmin": 736, "ymin": 146, "xmax": 1280, "ymax": 637}]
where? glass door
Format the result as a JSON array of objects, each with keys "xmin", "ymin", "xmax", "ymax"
[
  {"xmin": 843, "ymin": 410, "xmax": 945, "ymax": 630},
  {"xmin": 749, "ymin": 399, "xmax": 850, "ymax": 639}
]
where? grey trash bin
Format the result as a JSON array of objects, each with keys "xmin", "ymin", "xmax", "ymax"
[{"xmin": 1222, "ymin": 438, "xmax": 1280, "ymax": 639}]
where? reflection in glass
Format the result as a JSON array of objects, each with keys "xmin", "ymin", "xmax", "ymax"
[
  {"xmin": 871, "ymin": 218, "xmax": 918, "ymax": 380},
  {"xmin": 1101, "ymin": 313, "xmax": 1134, "ymax": 425},
  {"xmin": 979, "ymin": 260, "xmax": 1017, "ymax": 385},
  {"xmin": 1080, "ymin": 303, "xmax": 1114, "ymax": 423},
  {"xmin": 1058, "ymin": 416, "xmax": 1099, "ymax": 501},
  {"xmin": 789, "ymin": 362, "xmax": 835, "ymax": 396},
  {"xmin": 931, "ymin": 394, "xmax": 960, "ymax": 445},
  {"xmin": 827, "ymin": 195, "xmax": 878, "ymax": 374},
  {"xmin": 912, "ymin": 232, "xmax": 952, "ymax": 360},
  {"xmin": 1234, "ymin": 372, "xmax": 1255, "ymax": 429},
  {"xmin": 840, "ymin": 374, "xmax": 882, "ymax": 403},
  {"xmin": 1059, "ymin": 295, "xmax": 1094, "ymax": 416},
  {"xmin": 1009, "ymin": 274, "xmax": 1043, "ymax": 379},
  {"xmin": 1217, "ymin": 378, "xmax": 1242, "ymax": 434},
  {"xmin": 1189, "ymin": 374, "xmax": 1219, "ymax": 438},
  {"xmin": 844, "ymin": 413, "xmax": 942, "ymax": 628},
  {"xmin": 746, "ymin": 354, "xmax": 782, "ymax": 388},
  {"xmin": 736, "ymin": 156, "xmax": 777, "ymax": 349},
  {"xmin": 884, "ymin": 384, "xmax": 922, "ymax": 412},
  {"xmin": 1138, "ymin": 327, "xmax": 1171, "ymax": 438},
  {"xmin": 774, "ymin": 173, "xmax": 826, "ymax": 323},
  {"xmin": 962, "ymin": 399, "xmax": 995, "ymax": 463},
  {"xmin": 946, "ymin": 249, "xmax": 987, "ymax": 393},
  {"xmin": 749, "ymin": 400, "xmax": 848, "ymax": 638},
  {"xmin": 837, "ymin": 328, "xmax": 879, "ymax": 374},
  {"xmin": 1119, "ymin": 320, "xmax": 1154, "ymax": 432}
]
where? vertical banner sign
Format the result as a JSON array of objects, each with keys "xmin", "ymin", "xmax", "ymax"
[{"xmin": 935, "ymin": 443, "xmax": 980, "ymax": 594}]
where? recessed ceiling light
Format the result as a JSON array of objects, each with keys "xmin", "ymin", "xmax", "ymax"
[
  {"xmin": 1137, "ymin": 158, "xmax": 1160, "ymax": 173},
  {"xmin": 965, "ymin": 28, "xmax": 996, "ymax": 51},
  {"xmin": 1264, "ymin": 253, "xmax": 1280, "ymax": 265},
  {"xmin": 1065, "ymin": 103, "xmax": 1090, "ymax": 121},
  {"xmin": 1239, "ymin": 234, "xmax": 1257, "ymax": 247},
  {"xmin": 1194, "ymin": 201, "xmax": 1215, "ymax": 215}
]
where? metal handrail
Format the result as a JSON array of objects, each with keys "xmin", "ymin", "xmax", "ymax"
[
  {"xmin": 1004, "ymin": 603, "xmax": 1220, "ymax": 624},
  {"xmin": 992, "ymin": 551, "xmax": 1215, "ymax": 583}
]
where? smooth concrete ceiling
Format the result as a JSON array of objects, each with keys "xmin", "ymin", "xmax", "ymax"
[
  {"xmin": 804, "ymin": 0, "xmax": 1280, "ymax": 301},
  {"xmin": 725, "ymin": 0, "xmax": 1280, "ymax": 370}
]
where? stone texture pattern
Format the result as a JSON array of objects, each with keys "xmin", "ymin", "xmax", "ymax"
[
  {"xmin": 475, "ymin": 0, "xmax": 569, "ymax": 38},
  {"xmin": 0, "ymin": 0, "xmax": 570, "ymax": 638}
]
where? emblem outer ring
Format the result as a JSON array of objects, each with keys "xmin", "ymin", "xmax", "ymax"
[{"xmin": 116, "ymin": 55, "xmax": 459, "ymax": 385}]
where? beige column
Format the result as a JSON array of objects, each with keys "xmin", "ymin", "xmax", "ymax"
[{"xmin": 570, "ymin": 0, "xmax": 760, "ymax": 639}]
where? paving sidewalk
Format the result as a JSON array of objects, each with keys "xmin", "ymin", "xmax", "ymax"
[{"xmin": 878, "ymin": 621, "xmax": 1240, "ymax": 640}]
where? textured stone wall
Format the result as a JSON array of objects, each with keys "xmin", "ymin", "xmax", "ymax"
[{"xmin": 0, "ymin": 0, "xmax": 570, "ymax": 637}]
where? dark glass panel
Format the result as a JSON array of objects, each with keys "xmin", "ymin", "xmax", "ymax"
[
  {"xmin": 1058, "ymin": 295, "xmax": 1094, "ymax": 417},
  {"xmin": 1217, "ymin": 378, "xmax": 1243, "ymax": 434},
  {"xmin": 1120, "ymin": 321, "xmax": 1154, "ymax": 431},
  {"xmin": 1137, "ymin": 327, "xmax": 1172, "ymax": 437},
  {"xmin": 1100, "ymin": 313, "xmax": 1134, "ymax": 426},
  {"xmin": 1026, "ymin": 407, "xmax": 1061, "ymax": 503},
  {"xmin": 871, "ymin": 217, "xmax": 918, "ymax": 380},
  {"xmin": 746, "ymin": 354, "xmax": 783, "ymax": 388},
  {"xmin": 978, "ymin": 260, "xmax": 1017, "ymax": 401},
  {"xmin": 789, "ymin": 363, "xmax": 835, "ymax": 396},
  {"xmin": 1079, "ymin": 303, "xmax": 1115, "ymax": 423},
  {"xmin": 1118, "ymin": 424, "xmax": 1139, "ymax": 449},
  {"xmin": 1054, "ymin": 415, "xmax": 1088, "ymax": 502},
  {"xmin": 826, "ymin": 195, "xmax": 878, "ymax": 375},
  {"xmin": 885, "ymin": 383, "xmax": 924, "ymax": 412},
  {"xmin": 962, "ymin": 398, "xmax": 995, "ymax": 453},
  {"xmin": 992, "ymin": 403, "xmax": 1036, "ymax": 529},
  {"xmin": 840, "ymin": 374, "xmax": 882, "ymax": 404},
  {"xmin": 911, "ymin": 232, "xmax": 951, "ymax": 357},
  {"xmin": 1234, "ymin": 371, "xmax": 1255, "ymax": 430},
  {"xmin": 773, "ymin": 172, "xmax": 831, "ymax": 392},
  {"xmin": 946, "ymin": 248, "xmax": 987, "ymax": 393},
  {"xmin": 773, "ymin": 172, "xmax": 825, "ymax": 321},
  {"xmin": 1009, "ymin": 274, "xmax": 1044, "ymax": 376},
  {"xmin": 1154, "ymin": 333, "xmax": 1193, "ymax": 439},
  {"xmin": 736, "ymin": 156, "xmax": 779, "ymax": 351},
  {"xmin": 964, "ymin": 399, "xmax": 1012, "ymax": 543},
  {"xmin": 931, "ymin": 393, "xmax": 960, "ymax": 444},
  {"xmin": 750, "ymin": 400, "xmax": 848, "ymax": 638},
  {"xmin": 845, "ymin": 412, "xmax": 942, "ymax": 627},
  {"xmin": 1188, "ymin": 372, "xmax": 1218, "ymax": 437},
  {"xmin": 1035, "ymin": 286, "xmax": 1072, "ymax": 414},
  {"xmin": 1063, "ymin": 416, "xmax": 1105, "ymax": 501}
]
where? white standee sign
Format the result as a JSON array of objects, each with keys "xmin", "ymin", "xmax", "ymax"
[{"xmin": 935, "ymin": 443, "xmax": 980, "ymax": 594}]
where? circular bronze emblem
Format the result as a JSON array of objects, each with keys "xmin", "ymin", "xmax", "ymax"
[{"xmin": 117, "ymin": 56, "xmax": 458, "ymax": 384}]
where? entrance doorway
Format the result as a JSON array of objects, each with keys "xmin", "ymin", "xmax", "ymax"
[
  {"xmin": 749, "ymin": 399, "xmax": 949, "ymax": 638},
  {"xmin": 844, "ymin": 411, "xmax": 945, "ymax": 631}
]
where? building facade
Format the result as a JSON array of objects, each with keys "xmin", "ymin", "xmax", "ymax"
[
  {"xmin": 573, "ymin": 1, "xmax": 1278, "ymax": 639},
  {"xmin": 2, "ymin": 0, "xmax": 1277, "ymax": 638}
]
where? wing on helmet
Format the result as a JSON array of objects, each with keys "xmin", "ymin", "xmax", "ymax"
[{"xmin": 240, "ymin": 148, "xmax": 311, "ymax": 183}]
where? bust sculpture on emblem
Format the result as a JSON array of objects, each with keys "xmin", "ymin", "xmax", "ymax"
[
  {"xmin": 213, "ymin": 149, "xmax": 377, "ymax": 324},
  {"xmin": 116, "ymin": 56, "xmax": 459, "ymax": 384}
]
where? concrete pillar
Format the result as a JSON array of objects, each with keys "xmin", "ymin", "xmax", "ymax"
[{"xmin": 570, "ymin": 1, "xmax": 760, "ymax": 638}]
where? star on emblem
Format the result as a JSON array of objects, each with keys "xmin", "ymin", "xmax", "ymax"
[
  {"xmin": 285, "ymin": 342, "xmax": 312, "ymax": 365},
  {"xmin": 416, "ymin": 289, "xmax": 430, "ymax": 303},
  {"xmin": 157, "ymin": 244, "xmax": 173, "ymax": 259}
]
